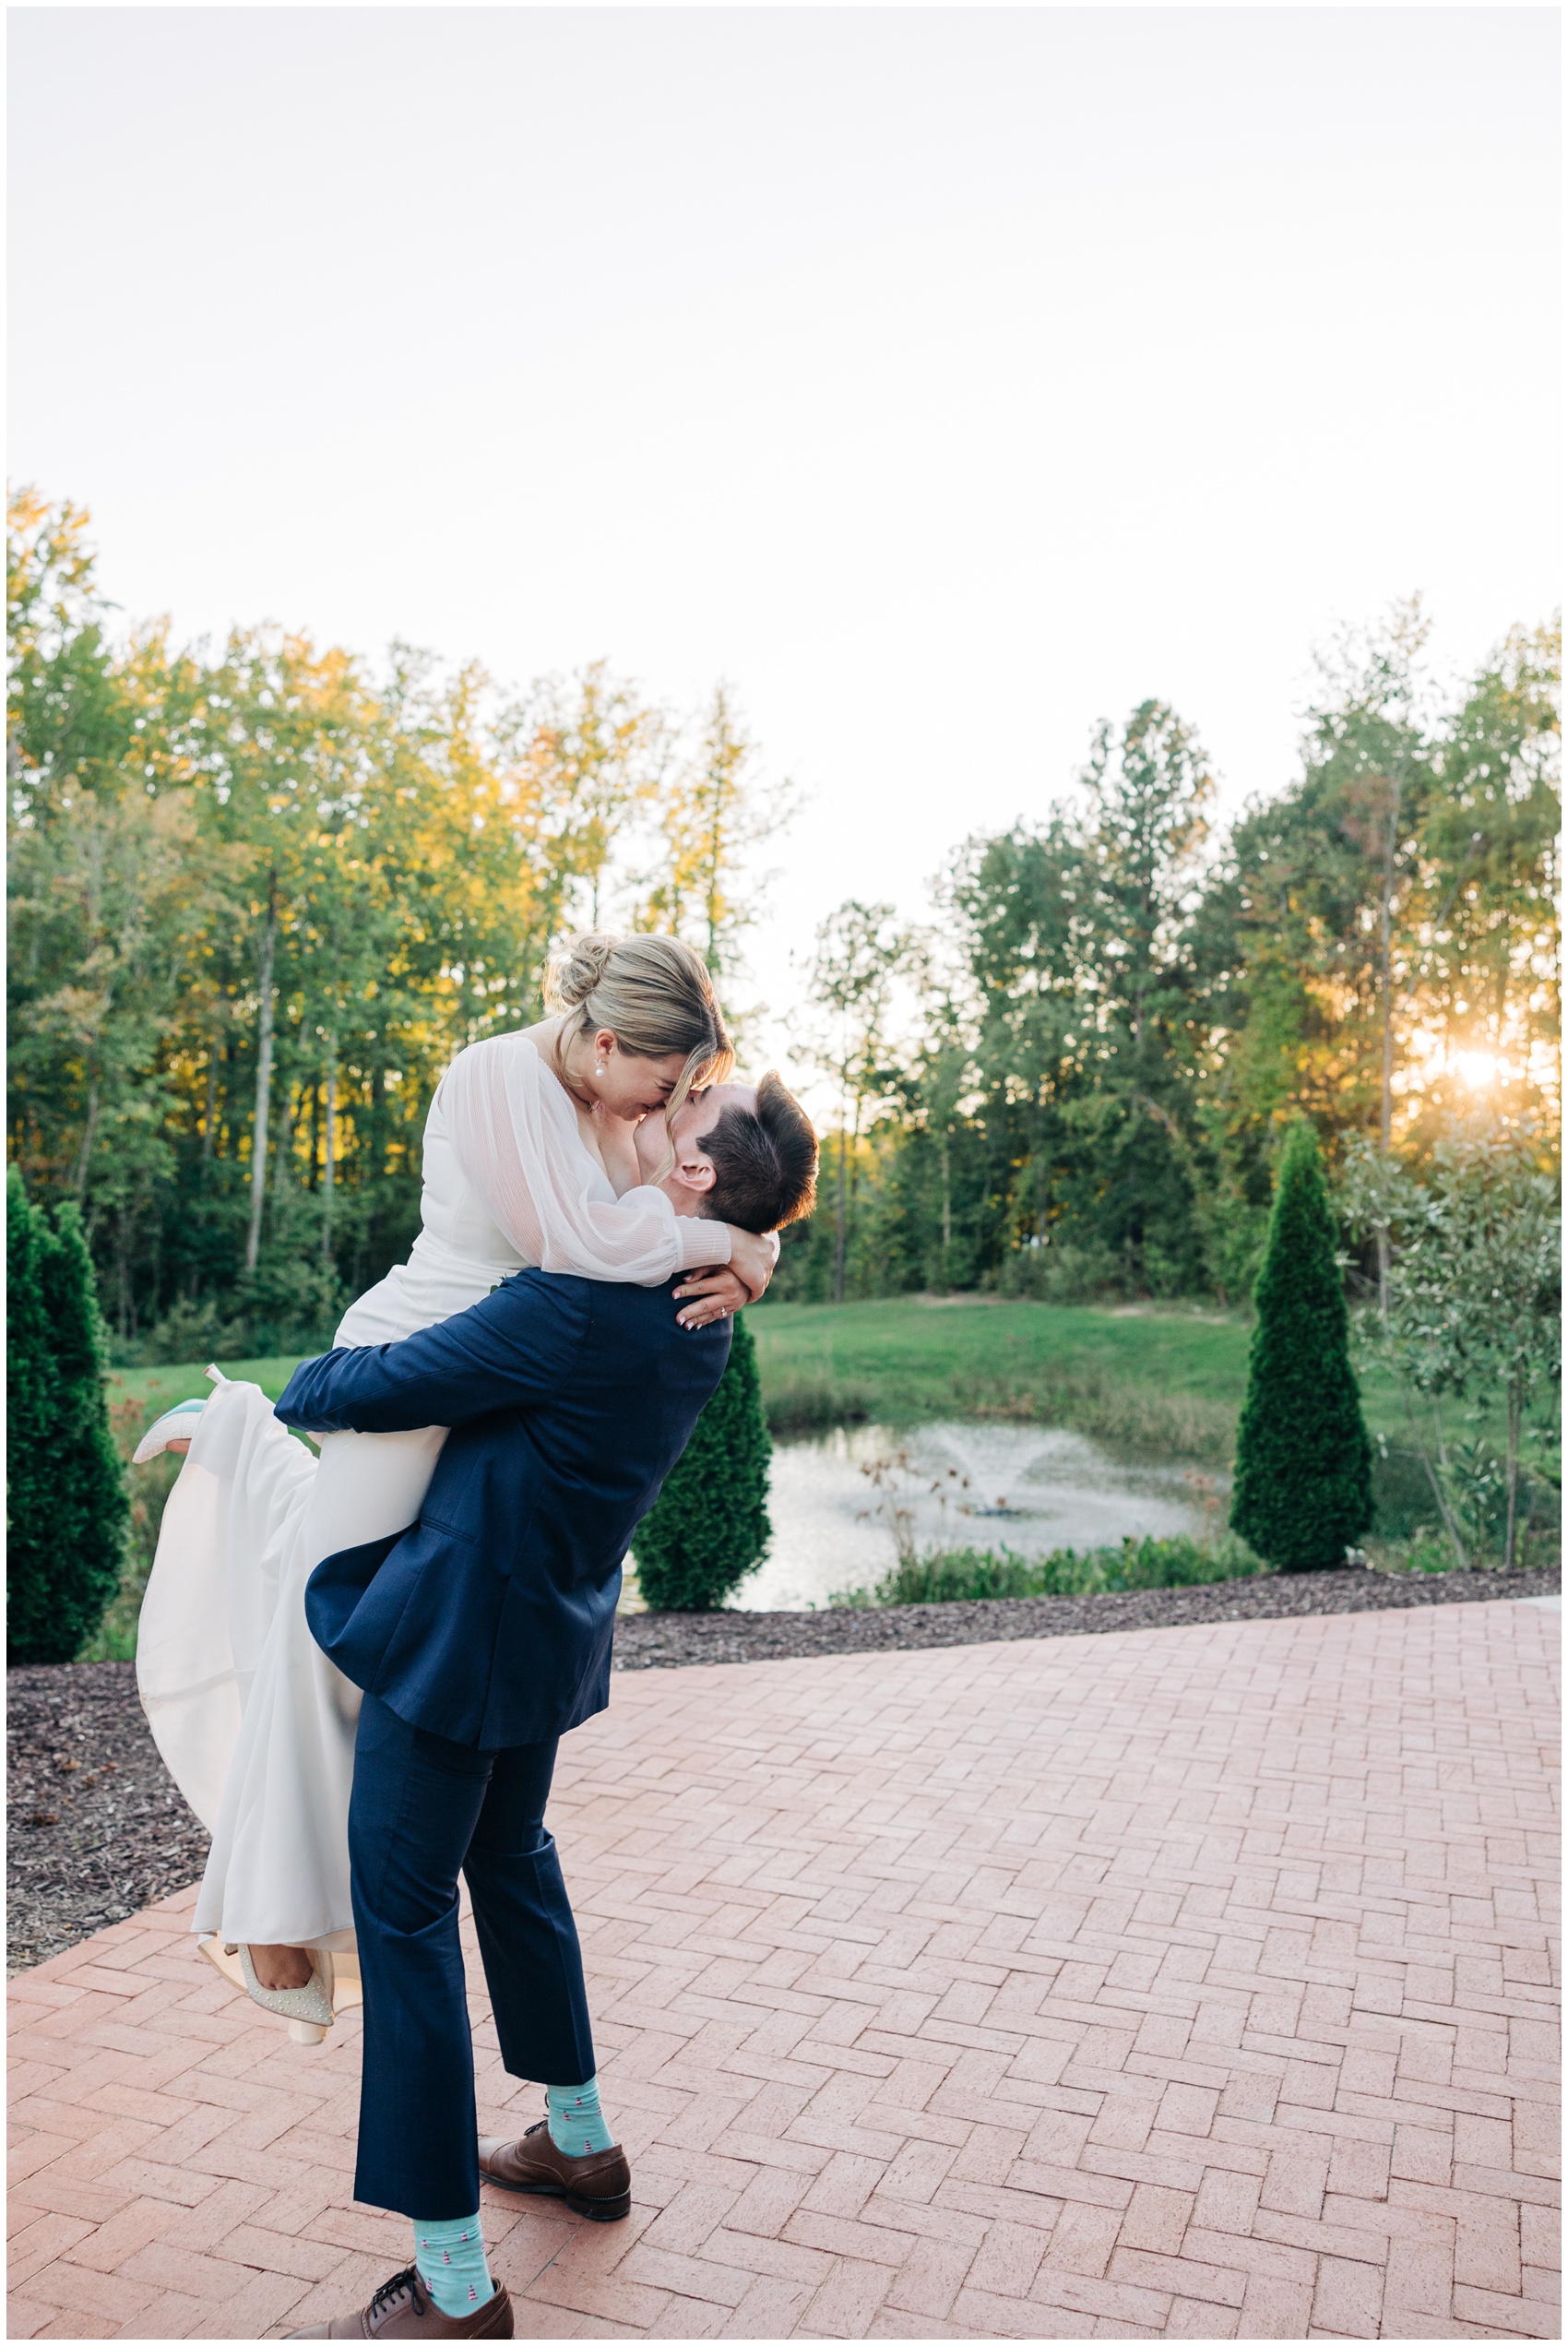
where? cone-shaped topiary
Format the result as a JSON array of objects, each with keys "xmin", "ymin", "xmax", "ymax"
[
  {"xmin": 1229, "ymin": 1120, "xmax": 1373, "ymax": 1572},
  {"xmin": 8, "ymin": 1169, "xmax": 64, "ymax": 1662},
  {"xmin": 42, "ymin": 1200, "xmax": 130, "ymax": 1651},
  {"xmin": 633, "ymin": 1311, "xmax": 772, "ymax": 1610},
  {"xmin": 6, "ymin": 1172, "xmax": 129, "ymax": 1662}
]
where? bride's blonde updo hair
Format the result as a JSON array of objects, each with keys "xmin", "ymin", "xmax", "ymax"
[{"xmin": 544, "ymin": 933, "xmax": 734, "ymax": 1140}]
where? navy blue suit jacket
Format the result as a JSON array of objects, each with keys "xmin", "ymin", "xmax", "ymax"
[{"xmin": 275, "ymin": 1270, "xmax": 731, "ymax": 1749}]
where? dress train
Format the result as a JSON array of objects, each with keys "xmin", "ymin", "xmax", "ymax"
[{"xmin": 138, "ymin": 1379, "xmax": 447, "ymax": 1947}]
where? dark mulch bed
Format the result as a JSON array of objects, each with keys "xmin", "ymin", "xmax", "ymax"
[
  {"xmin": 613, "ymin": 1563, "xmax": 1561, "ymax": 1669},
  {"xmin": 7, "ymin": 1566, "xmax": 1557, "ymax": 1971},
  {"xmin": 6, "ymin": 1661, "xmax": 210, "ymax": 1974}
]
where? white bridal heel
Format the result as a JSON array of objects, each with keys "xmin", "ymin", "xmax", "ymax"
[
  {"xmin": 237, "ymin": 1944, "xmax": 338, "ymax": 2044},
  {"xmin": 132, "ymin": 1364, "xmax": 230, "ymax": 1464},
  {"xmin": 200, "ymin": 1938, "xmax": 363, "ymax": 2044},
  {"xmin": 132, "ymin": 1399, "xmax": 207, "ymax": 1463}
]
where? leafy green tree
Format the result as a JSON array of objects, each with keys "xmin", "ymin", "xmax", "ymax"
[
  {"xmin": 10, "ymin": 487, "xmax": 1558, "ymax": 1352},
  {"xmin": 1215, "ymin": 608, "xmax": 1558, "ymax": 1155},
  {"xmin": 1224, "ymin": 604, "xmax": 1435, "ymax": 1149},
  {"xmin": 950, "ymin": 700, "xmax": 1217, "ymax": 1292},
  {"xmin": 6, "ymin": 1170, "xmax": 127, "ymax": 1661},
  {"xmin": 521, "ymin": 658, "xmax": 666, "ymax": 933},
  {"xmin": 632, "ymin": 1315, "xmax": 772, "ymax": 1610},
  {"xmin": 7, "ymin": 495, "xmax": 779, "ymax": 1354},
  {"xmin": 636, "ymin": 685, "xmax": 797, "ymax": 992},
  {"xmin": 1341, "ymin": 1125, "xmax": 1561, "ymax": 1568},
  {"xmin": 892, "ymin": 928, "xmax": 980, "ymax": 1293},
  {"xmin": 1409, "ymin": 623, "xmax": 1561, "ymax": 1126},
  {"xmin": 7, "ymin": 489, "xmax": 137, "ymax": 809},
  {"xmin": 8, "ymin": 489, "xmax": 216, "ymax": 1332},
  {"xmin": 1063, "ymin": 700, "xmax": 1217, "ymax": 1289},
  {"xmin": 1230, "ymin": 1123, "xmax": 1373, "ymax": 1571},
  {"xmin": 801, "ymin": 900, "xmax": 910, "ymax": 1301}
]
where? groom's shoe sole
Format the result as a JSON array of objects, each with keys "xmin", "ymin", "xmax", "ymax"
[{"xmin": 478, "ymin": 2126, "xmax": 632, "ymax": 2221}]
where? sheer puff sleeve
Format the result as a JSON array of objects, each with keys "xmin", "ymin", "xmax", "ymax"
[{"xmin": 437, "ymin": 1032, "xmax": 731, "ymax": 1286}]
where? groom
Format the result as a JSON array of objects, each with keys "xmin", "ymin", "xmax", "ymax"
[{"xmin": 278, "ymin": 1077, "xmax": 816, "ymax": 2340}]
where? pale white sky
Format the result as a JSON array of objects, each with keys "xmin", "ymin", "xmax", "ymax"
[{"xmin": 8, "ymin": 6, "xmax": 1561, "ymax": 1093}]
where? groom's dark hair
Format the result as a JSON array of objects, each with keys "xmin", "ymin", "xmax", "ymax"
[{"xmin": 700, "ymin": 1073, "xmax": 818, "ymax": 1234}]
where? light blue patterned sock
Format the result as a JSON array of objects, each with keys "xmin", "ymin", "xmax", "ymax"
[
  {"xmin": 546, "ymin": 2074, "xmax": 614, "ymax": 2156},
  {"xmin": 413, "ymin": 2212, "xmax": 494, "ymax": 2316}
]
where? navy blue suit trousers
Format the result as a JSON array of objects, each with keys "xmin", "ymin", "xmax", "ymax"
[
  {"xmin": 349, "ymin": 1694, "xmax": 596, "ymax": 2218},
  {"xmin": 279, "ymin": 1269, "xmax": 731, "ymax": 2218}
]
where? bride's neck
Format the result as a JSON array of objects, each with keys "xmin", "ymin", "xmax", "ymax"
[{"xmin": 532, "ymin": 1013, "xmax": 596, "ymax": 1112}]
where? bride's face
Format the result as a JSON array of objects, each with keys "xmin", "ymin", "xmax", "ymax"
[{"xmin": 588, "ymin": 1034, "xmax": 693, "ymax": 1122}]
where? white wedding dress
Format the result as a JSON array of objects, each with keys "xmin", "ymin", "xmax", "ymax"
[{"xmin": 136, "ymin": 1031, "xmax": 731, "ymax": 1949}]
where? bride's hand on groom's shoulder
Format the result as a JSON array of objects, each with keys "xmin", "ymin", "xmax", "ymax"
[
  {"xmin": 674, "ymin": 1266, "xmax": 753, "ymax": 1328},
  {"xmin": 728, "ymin": 1227, "xmax": 779, "ymax": 1304},
  {"xmin": 673, "ymin": 1266, "xmax": 750, "ymax": 1328},
  {"xmin": 674, "ymin": 1227, "xmax": 778, "ymax": 1325}
]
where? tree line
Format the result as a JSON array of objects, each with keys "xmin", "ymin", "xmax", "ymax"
[
  {"xmin": 7, "ymin": 488, "xmax": 1560, "ymax": 1362},
  {"xmin": 782, "ymin": 605, "xmax": 1560, "ymax": 1311},
  {"xmin": 8, "ymin": 489, "xmax": 788, "ymax": 1355}
]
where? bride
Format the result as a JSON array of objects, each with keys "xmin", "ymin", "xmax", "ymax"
[{"xmin": 133, "ymin": 934, "xmax": 775, "ymax": 2033}]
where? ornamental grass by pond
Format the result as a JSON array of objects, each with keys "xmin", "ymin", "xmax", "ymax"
[{"xmin": 829, "ymin": 1530, "xmax": 1265, "ymax": 1608}]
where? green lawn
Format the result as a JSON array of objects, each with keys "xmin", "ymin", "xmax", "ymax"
[
  {"xmin": 753, "ymin": 1295, "xmax": 1265, "ymax": 1460},
  {"xmin": 756, "ymin": 1296, "xmax": 1247, "ymax": 1408},
  {"xmin": 96, "ymin": 1300, "xmax": 1554, "ymax": 1655},
  {"xmin": 109, "ymin": 1356, "xmax": 308, "ymax": 1415},
  {"xmin": 110, "ymin": 1303, "xmax": 1257, "ymax": 1459},
  {"xmin": 103, "ymin": 1295, "xmax": 1472, "ymax": 1471},
  {"xmin": 753, "ymin": 1295, "xmax": 1508, "ymax": 1459}
]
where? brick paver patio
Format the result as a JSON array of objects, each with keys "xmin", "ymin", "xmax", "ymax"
[{"xmin": 8, "ymin": 1599, "xmax": 1560, "ymax": 2340}]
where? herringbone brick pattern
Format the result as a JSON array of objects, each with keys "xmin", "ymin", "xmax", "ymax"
[{"xmin": 8, "ymin": 1601, "xmax": 1559, "ymax": 2340}]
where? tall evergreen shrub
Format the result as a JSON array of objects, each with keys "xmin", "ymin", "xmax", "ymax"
[
  {"xmin": 1229, "ymin": 1122, "xmax": 1373, "ymax": 1571},
  {"xmin": 8, "ymin": 1169, "xmax": 62, "ymax": 1660},
  {"xmin": 6, "ymin": 1171, "xmax": 129, "ymax": 1661},
  {"xmin": 634, "ymin": 1313, "xmax": 772, "ymax": 1610}
]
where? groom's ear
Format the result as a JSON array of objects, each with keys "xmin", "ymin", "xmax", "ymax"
[{"xmin": 671, "ymin": 1154, "xmax": 718, "ymax": 1196}]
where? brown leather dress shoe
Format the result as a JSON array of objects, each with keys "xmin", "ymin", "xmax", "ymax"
[
  {"xmin": 479, "ymin": 2118, "xmax": 632, "ymax": 2221},
  {"xmin": 287, "ymin": 2264, "xmax": 513, "ymax": 2338}
]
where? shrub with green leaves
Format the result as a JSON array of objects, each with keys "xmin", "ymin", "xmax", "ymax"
[
  {"xmin": 831, "ymin": 1532, "xmax": 1264, "ymax": 1608},
  {"xmin": 633, "ymin": 1312, "xmax": 772, "ymax": 1611},
  {"xmin": 1340, "ymin": 1123, "xmax": 1561, "ymax": 1570},
  {"xmin": 7, "ymin": 1167, "xmax": 62, "ymax": 1658},
  {"xmin": 1230, "ymin": 1122, "xmax": 1373, "ymax": 1571},
  {"xmin": 7, "ymin": 1170, "xmax": 129, "ymax": 1662}
]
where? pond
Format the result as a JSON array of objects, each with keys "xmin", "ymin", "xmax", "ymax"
[{"xmin": 659, "ymin": 1421, "xmax": 1222, "ymax": 1613}]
